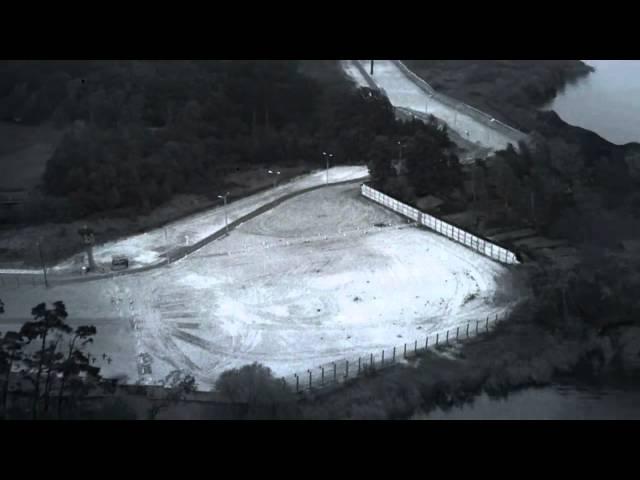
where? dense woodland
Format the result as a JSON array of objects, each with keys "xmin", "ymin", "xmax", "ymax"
[{"xmin": 0, "ymin": 60, "xmax": 458, "ymax": 222}]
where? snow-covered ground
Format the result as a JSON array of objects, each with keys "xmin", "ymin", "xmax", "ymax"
[
  {"xmin": 0, "ymin": 182, "xmax": 516, "ymax": 389},
  {"xmin": 11, "ymin": 166, "xmax": 363, "ymax": 274},
  {"xmin": 342, "ymin": 60, "xmax": 517, "ymax": 153}
]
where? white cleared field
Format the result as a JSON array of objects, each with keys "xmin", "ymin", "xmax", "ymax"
[
  {"xmin": 0, "ymin": 182, "xmax": 513, "ymax": 389},
  {"xmin": 342, "ymin": 60, "xmax": 516, "ymax": 153}
]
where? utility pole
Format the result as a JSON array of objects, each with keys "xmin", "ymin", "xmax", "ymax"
[
  {"xmin": 217, "ymin": 192, "xmax": 230, "ymax": 233},
  {"xmin": 323, "ymin": 152, "xmax": 333, "ymax": 185},
  {"xmin": 37, "ymin": 240, "xmax": 48, "ymax": 288}
]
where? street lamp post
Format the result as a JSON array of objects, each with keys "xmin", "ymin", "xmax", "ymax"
[
  {"xmin": 267, "ymin": 169, "xmax": 281, "ymax": 189},
  {"xmin": 322, "ymin": 152, "xmax": 334, "ymax": 185},
  {"xmin": 37, "ymin": 240, "xmax": 48, "ymax": 288},
  {"xmin": 217, "ymin": 192, "xmax": 230, "ymax": 233}
]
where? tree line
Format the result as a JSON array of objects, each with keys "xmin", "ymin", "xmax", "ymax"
[{"xmin": 0, "ymin": 61, "xmax": 461, "ymax": 222}]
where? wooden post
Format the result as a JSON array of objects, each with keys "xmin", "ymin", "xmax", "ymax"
[
  {"xmin": 333, "ymin": 363, "xmax": 337, "ymax": 382},
  {"xmin": 295, "ymin": 374, "xmax": 299, "ymax": 393},
  {"xmin": 403, "ymin": 343, "xmax": 407, "ymax": 359},
  {"xmin": 414, "ymin": 340, "xmax": 417, "ymax": 354},
  {"xmin": 345, "ymin": 360, "xmax": 349, "ymax": 379},
  {"xmin": 321, "ymin": 367, "xmax": 325, "ymax": 386},
  {"xmin": 381, "ymin": 350, "xmax": 384, "ymax": 366},
  {"xmin": 392, "ymin": 347, "xmax": 396, "ymax": 363},
  {"xmin": 370, "ymin": 353, "xmax": 374, "ymax": 369},
  {"xmin": 436, "ymin": 333, "xmax": 439, "ymax": 345},
  {"xmin": 466, "ymin": 323, "xmax": 470, "ymax": 338},
  {"xmin": 476, "ymin": 320, "xmax": 479, "ymax": 334},
  {"xmin": 456, "ymin": 327, "xmax": 459, "ymax": 340},
  {"xmin": 308, "ymin": 370, "xmax": 312, "ymax": 390},
  {"xmin": 426, "ymin": 336, "xmax": 429, "ymax": 349},
  {"xmin": 486, "ymin": 317, "xmax": 489, "ymax": 331},
  {"xmin": 358, "ymin": 357, "xmax": 361, "ymax": 374}
]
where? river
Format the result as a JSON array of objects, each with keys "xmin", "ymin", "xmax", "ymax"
[
  {"xmin": 543, "ymin": 60, "xmax": 640, "ymax": 145},
  {"xmin": 413, "ymin": 382, "xmax": 640, "ymax": 420}
]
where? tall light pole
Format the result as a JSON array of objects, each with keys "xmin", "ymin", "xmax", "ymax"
[
  {"xmin": 267, "ymin": 169, "xmax": 281, "ymax": 188},
  {"xmin": 426, "ymin": 93, "xmax": 433, "ymax": 115},
  {"xmin": 37, "ymin": 239, "xmax": 48, "ymax": 288},
  {"xmin": 217, "ymin": 192, "xmax": 230, "ymax": 233},
  {"xmin": 322, "ymin": 152, "xmax": 334, "ymax": 185}
]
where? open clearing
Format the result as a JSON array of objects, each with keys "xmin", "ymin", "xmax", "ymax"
[{"xmin": 1, "ymin": 182, "xmax": 515, "ymax": 389}]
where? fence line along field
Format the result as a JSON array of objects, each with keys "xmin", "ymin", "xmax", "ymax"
[{"xmin": 1, "ymin": 179, "xmax": 518, "ymax": 389}]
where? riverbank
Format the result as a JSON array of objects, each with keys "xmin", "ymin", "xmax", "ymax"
[
  {"xmin": 297, "ymin": 61, "xmax": 640, "ymax": 420},
  {"xmin": 402, "ymin": 60, "xmax": 594, "ymax": 133},
  {"xmin": 299, "ymin": 283, "xmax": 640, "ymax": 420}
]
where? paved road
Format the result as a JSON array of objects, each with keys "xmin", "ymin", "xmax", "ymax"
[{"xmin": 0, "ymin": 175, "xmax": 369, "ymax": 287}]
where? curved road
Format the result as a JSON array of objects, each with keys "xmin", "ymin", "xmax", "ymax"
[{"xmin": 0, "ymin": 175, "xmax": 369, "ymax": 286}]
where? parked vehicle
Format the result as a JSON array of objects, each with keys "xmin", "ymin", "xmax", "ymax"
[{"xmin": 111, "ymin": 255, "xmax": 129, "ymax": 270}]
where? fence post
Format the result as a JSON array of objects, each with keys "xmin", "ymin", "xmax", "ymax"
[
  {"xmin": 446, "ymin": 330, "xmax": 449, "ymax": 345},
  {"xmin": 466, "ymin": 322, "xmax": 470, "ymax": 338},
  {"xmin": 403, "ymin": 343, "xmax": 407, "ymax": 359},
  {"xmin": 358, "ymin": 357, "xmax": 361, "ymax": 374},
  {"xmin": 381, "ymin": 350, "xmax": 385, "ymax": 366},
  {"xmin": 370, "ymin": 353, "xmax": 374, "ymax": 370},
  {"xmin": 476, "ymin": 320, "xmax": 479, "ymax": 334},
  {"xmin": 456, "ymin": 327, "xmax": 459, "ymax": 340},
  {"xmin": 392, "ymin": 347, "xmax": 396, "ymax": 363},
  {"xmin": 486, "ymin": 317, "xmax": 489, "ymax": 331},
  {"xmin": 496, "ymin": 313, "xmax": 498, "ymax": 322},
  {"xmin": 436, "ymin": 333, "xmax": 439, "ymax": 345},
  {"xmin": 308, "ymin": 370, "xmax": 312, "ymax": 390},
  {"xmin": 345, "ymin": 360, "xmax": 349, "ymax": 379},
  {"xmin": 414, "ymin": 340, "xmax": 417, "ymax": 355},
  {"xmin": 425, "ymin": 336, "xmax": 429, "ymax": 349},
  {"xmin": 321, "ymin": 366, "xmax": 325, "ymax": 386},
  {"xmin": 295, "ymin": 374, "xmax": 299, "ymax": 393},
  {"xmin": 333, "ymin": 363, "xmax": 337, "ymax": 382}
]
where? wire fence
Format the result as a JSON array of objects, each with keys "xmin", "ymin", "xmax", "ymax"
[
  {"xmin": 361, "ymin": 184, "xmax": 520, "ymax": 265},
  {"xmin": 0, "ymin": 273, "xmax": 46, "ymax": 288},
  {"xmin": 283, "ymin": 310, "xmax": 508, "ymax": 394}
]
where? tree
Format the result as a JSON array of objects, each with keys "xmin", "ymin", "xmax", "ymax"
[
  {"xmin": 367, "ymin": 136, "xmax": 395, "ymax": 189},
  {"xmin": 20, "ymin": 301, "xmax": 72, "ymax": 419},
  {"xmin": 404, "ymin": 128, "xmax": 461, "ymax": 197},
  {"xmin": 214, "ymin": 363, "xmax": 299, "ymax": 419},
  {"xmin": 0, "ymin": 331, "xmax": 23, "ymax": 419},
  {"xmin": 56, "ymin": 325, "xmax": 98, "ymax": 419},
  {"xmin": 147, "ymin": 370, "xmax": 197, "ymax": 420}
]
